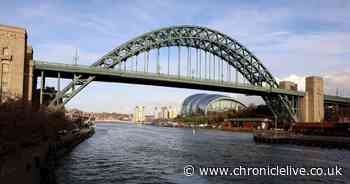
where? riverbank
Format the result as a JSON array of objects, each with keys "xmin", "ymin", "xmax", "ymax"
[
  {"xmin": 0, "ymin": 127, "xmax": 95, "ymax": 184},
  {"xmin": 150, "ymin": 121, "xmax": 255, "ymax": 133},
  {"xmin": 221, "ymin": 127, "xmax": 254, "ymax": 132},
  {"xmin": 95, "ymin": 120, "xmax": 131, "ymax": 123},
  {"xmin": 253, "ymin": 130, "xmax": 350, "ymax": 149}
]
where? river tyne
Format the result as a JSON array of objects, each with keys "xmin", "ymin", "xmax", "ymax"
[{"xmin": 56, "ymin": 122, "xmax": 350, "ymax": 184}]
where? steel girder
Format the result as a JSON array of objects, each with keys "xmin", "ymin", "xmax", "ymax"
[{"xmin": 49, "ymin": 25, "xmax": 297, "ymax": 123}]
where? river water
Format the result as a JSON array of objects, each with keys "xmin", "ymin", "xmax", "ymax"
[{"xmin": 56, "ymin": 122, "xmax": 350, "ymax": 184}]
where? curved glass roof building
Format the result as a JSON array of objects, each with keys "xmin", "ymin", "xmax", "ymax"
[{"xmin": 181, "ymin": 93, "xmax": 246, "ymax": 116}]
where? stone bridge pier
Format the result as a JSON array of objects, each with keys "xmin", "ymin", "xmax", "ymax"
[{"xmin": 280, "ymin": 76, "xmax": 324, "ymax": 123}]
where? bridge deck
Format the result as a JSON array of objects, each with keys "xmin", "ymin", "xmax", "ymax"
[{"xmin": 32, "ymin": 61, "xmax": 350, "ymax": 105}]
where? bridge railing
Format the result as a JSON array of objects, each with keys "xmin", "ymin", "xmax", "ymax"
[
  {"xmin": 33, "ymin": 60, "xmax": 305, "ymax": 96},
  {"xmin": 36, "ymin": 60, "xmax": 350, "ymax": 104}
]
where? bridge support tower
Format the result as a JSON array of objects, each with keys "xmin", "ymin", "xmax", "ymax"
[
  {"xmin": 280, "ymin": 77, "xmax": 325, "ymax": 123},
  {"xmin": 303, "ymin": 76, "xmax": 324, "ymax": 122}
]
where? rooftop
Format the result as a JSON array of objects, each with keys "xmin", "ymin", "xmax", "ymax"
[{"xmin": 0, "ymin": 24, "xmax": 26, "ymax": 34}]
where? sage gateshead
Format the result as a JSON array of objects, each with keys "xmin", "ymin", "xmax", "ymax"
[{"xmin": 181, "ymin": 93, "xmax": 247, "ymax": 117}]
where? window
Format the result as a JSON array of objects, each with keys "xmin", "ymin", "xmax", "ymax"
[
  {"xmin": 2, "ymin": 63, "xmax": 9, "ymax": 72},
  {"xmin": 3, "ymin": 47, "xmax": 9, "ymax": 56},
  {"xmin": 1, "ymin": 63, "xmax": 10, "ymax": 93},
  {"xmin": 1, "ymin": 81, "xmax": 8, "ymax": 92}
]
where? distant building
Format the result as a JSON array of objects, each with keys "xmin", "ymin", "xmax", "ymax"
[
  {"xmin": 181, "ymin": 93, "xmax": 246, "ymax": 117},
  {"xmin": 145, "ymin": 115, "xmax": 155, "ymax": 122},
  {"xmin": 133, "ymin": 106, "xmax": 145, "ymax": 122},
  {"xmin": 279, "ymin": 81, "xmax": 298, "ymax": 91},
  {"xmin": 154, "ymin": 107, "xmax": 160, "ymax": 119},
  {"xmin": 153, "ymin": 105, "xmax": 178, "ymax": 120},
  {"xmin": 161, "ymin": 106, "xmax": 169, "ymax": 119},
  {"xmin": 168, "ymin": 106, "xmax": 178, "ymax": 119}
]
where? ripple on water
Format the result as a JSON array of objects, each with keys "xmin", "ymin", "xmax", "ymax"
[{"xmin": 56, "ymin": 123, "xmax": 350, "ymax": 184}]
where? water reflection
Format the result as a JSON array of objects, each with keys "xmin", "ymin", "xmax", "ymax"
[{"xmin": 56, "ymin": 123, "xmax": 350, "ymax": 184}]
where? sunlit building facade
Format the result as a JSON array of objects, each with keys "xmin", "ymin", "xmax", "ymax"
[
  {"xmin": 133, "ymin": 106, "xmax": 145, "ymax": 122},
  {"xmin": 181, "ymin": 94, "xmax": 246, "ymax": 117},
  {"xmin": 168, "ymin": 106, "xmax": 178, "ymax": 119},
  {"xmin": 154, "ymin": 106, "xmax": 178, "ymax": 120}
]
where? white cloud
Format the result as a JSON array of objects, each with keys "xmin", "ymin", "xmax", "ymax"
[
  {"xmin": 16, "ymin": 1, "xmax": 123, "ymax": 38},
  {"xmin": 34, "ymin": 43, "xmax": 101, "ymax": 65},
  {"xmin": 8, "ymin": 0, "xmax": 350, "ymax": 112},
  {"xmin": 271, "ymin": 32, "xmax": 350, "ymax": 56},
  {"xmin": 282, "ymin": 71, "xmax": 350, "ymax": 97},
  {"xmin": 206, "ymin": 3, "xmax": 350, "ymax": 78},
  {"xmin": 324, "ymin": 71, "xmax": 350, "ymax": 96},
  {"xmin": 280, "ymin": 75, "xmax": 306, "ymax": 91},
  {"xmin": 208, "ymin": 6, "xmax": 291, "ymax": 42}
]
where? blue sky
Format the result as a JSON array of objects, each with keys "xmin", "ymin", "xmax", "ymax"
[{"xmin": 1, "ymin": 0, "xmax": 349, "ymax": 113}]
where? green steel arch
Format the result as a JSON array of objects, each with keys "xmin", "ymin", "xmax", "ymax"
[
  {"xmin": 50, "ymin": 25, "xmax": 297, "ymax": 123},
  {"xmin": 93, "ymin": 25, "xmax": 277, "ymax": 87}
]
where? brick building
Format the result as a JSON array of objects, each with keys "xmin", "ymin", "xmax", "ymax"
[{"xmin": 0, "ymin": 24, "xmax": 33, "ymax": 103}]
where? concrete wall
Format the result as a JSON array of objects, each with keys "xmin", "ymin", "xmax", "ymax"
[
  {"xmin": 23, "ymin": 45, "xmax": 33, "ymax": 103},
  {"xmin": 305, "ymin": 76, "xmax": 324, "ymax": 122},
  {"xmin": 297, "ymin": 76, "xmax": 324, "ymax": 122},
  {"xmin": 0, "ymin": 24, "xmax": 33, "ymax": 102},
  {"xmin": 299, "ymin": 91, "xmax": 309, "ymax": 122}
]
